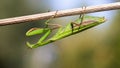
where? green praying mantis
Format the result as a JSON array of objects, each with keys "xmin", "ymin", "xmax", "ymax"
[{"xmin": 26, "ymin": 9, "xmax": 106, "ymax": 48}]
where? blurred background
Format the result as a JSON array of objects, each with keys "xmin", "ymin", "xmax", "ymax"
[{"xmin": 0, "ymin": 0, "xmax": 120, "ymax": 68}]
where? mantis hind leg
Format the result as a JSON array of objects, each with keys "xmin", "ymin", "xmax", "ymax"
[
  {"xmin": 78, "ymin": 6, "xmax": 86, "ymax": 29},
  {"xmin": 70, "ymin": 22, "xmax": 81, "ymax": 33}
]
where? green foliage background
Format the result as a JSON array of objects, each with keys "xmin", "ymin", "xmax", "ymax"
[{"xmin": 0, "ymin": 0, "xmax": 120, "ymax": 68}]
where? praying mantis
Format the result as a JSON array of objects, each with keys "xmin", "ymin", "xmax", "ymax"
[{"xmin": 26, "ymin": 9, "xmax": 106, "ymax": 48}]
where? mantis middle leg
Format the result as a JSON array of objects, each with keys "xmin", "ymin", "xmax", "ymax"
[{"xmin": 70, "ymin": 6, "xmax": 86, "ymax": 33}]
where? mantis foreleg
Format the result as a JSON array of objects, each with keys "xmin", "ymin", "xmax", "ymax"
[{"xmin": 26, "ymin": 10, "xmax": 61, "ymax": 48}]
